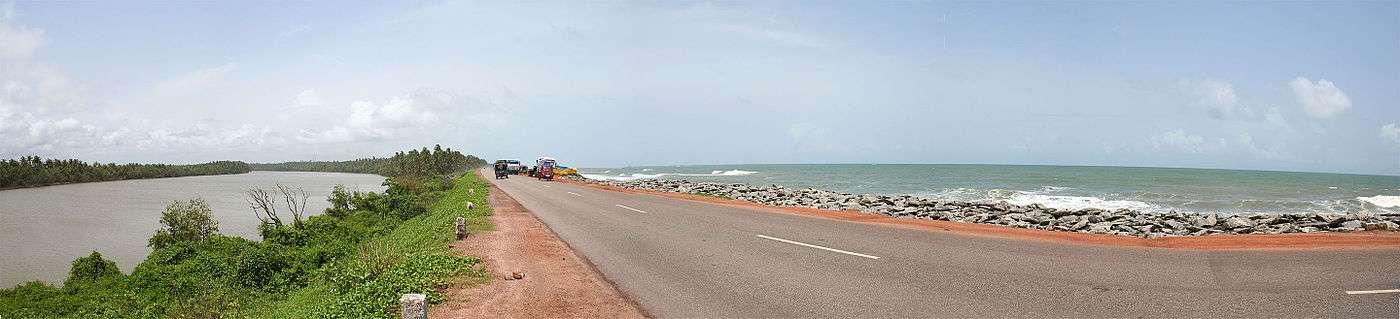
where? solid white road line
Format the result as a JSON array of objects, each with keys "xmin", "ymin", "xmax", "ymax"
[
  {"xmin": 755, "ymin": 234, "xmax": 881, "ymax": 260},
  {"xmin": 1345, "ymin": 289, "xmax": 1400, "ymax": 295},
  {"xmin": 615, "ymin": 204, "xmax": 649, "ymax": 214},
  {"xmin": 567, "ymin": 191, "xmax": 582, "ymax": 197}
]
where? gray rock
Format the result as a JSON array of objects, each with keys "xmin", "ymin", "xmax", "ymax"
[
  {"xmin": 1223, "ymin": 216, "xmax": 1254, "ymax": 229},
  {"xmin": 585, "ymin": 175, "xmax": 1380, "ymax": 238},
  {"xmin": 1192, "ymin": 214, "xmax": 1218, "ymax": 227}
]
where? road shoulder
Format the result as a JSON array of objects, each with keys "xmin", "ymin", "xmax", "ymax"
[{"xmin": 430, "ymin": 174, "xmax": 645, "ymax": 318}]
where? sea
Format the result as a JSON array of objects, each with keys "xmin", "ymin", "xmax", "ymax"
[{"xmin": 578, "ymin": 164, "xmax": 1400, "ymax": 215}]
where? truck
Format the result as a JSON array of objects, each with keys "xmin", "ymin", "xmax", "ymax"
[
  {"xmin": 493, "ymin": 160, "xmax": 510, "ymax": 179},
  {"xmin": 502, "ymin": 159, "xmax": 523, "ymax": 174},
  {"xmin": 535, "ymin": 157, "xmax": 557, "ymax": 181}
]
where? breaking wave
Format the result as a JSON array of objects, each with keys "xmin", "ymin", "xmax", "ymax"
[
  {"xmin": 1004, "ymin": 194, "xmax": 1158, "ymax": 211},
  {"xmin": 1358, "ymin": 195, "xmax": 1400, "ymax": 208}
]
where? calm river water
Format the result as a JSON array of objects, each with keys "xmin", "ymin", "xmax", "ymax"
[{"xmin": 0, "ymin": 171, "xmax": 386, "ymax": 287}]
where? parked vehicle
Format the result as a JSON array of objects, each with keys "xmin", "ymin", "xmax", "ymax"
[
  {"xmin": 493, "ymin": 160, "xmax": 510, "ymax": 179},
  {"xmin": 536, "ymin": 157, "xmax": 557, "ymax": 181},
  {"xmin": 503, "ymin": 159, "xmax": 523, "ymax": 174}
]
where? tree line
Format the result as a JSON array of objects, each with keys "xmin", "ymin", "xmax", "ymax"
[
  {"xmin": 0, "ymin": 157, "xmax": 251, "ymax": 190},
  {"xmin": 249, "ymin": 144, "xmax": 487, "ymax": 177},
  {"xmin": 1, "ymin": 146, "xmax": 490, "ymax": 318}
]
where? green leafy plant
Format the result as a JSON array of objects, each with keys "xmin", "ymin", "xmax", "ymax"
[{"xmin": 148, "ymin": 199, "xmax": 220, "ymax": 250}]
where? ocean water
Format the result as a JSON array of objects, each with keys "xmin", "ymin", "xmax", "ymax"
[{"xmin": 579, "ymin": 164, "xmax": 1400, "ymax": 215}]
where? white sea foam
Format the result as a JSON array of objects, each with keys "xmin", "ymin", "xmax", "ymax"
[
  {"xmin": 1005, "ymin": 193, "xmax": 1158, "ymax": 211},
  {"xmin": 1357, "ymin": 195, "xmax": 1400, "ymax": 208},
  {"xmin": 693, "ymin": 170, "xmax": 757, "ymax": 176}
]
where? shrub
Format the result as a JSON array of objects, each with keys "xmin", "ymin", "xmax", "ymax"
[
  {"xmin": 148, "ymin": 198, "xmax": 219, "ymax": 250},
  {"xmin": 326, "ymin": 185, "xmax": 354, "ymax": 218},
  {"xmin": 65, "ymin": 251, "xmax": 121, "ymax": 286}
]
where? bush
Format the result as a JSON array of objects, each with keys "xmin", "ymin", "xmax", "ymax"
[
  {"xmin": 148, "ymin": 198, "xmax": 220, "ymax": 250},
  {"xmin": 65, "ymin": 251, "xmax": 121, "ymax": 286},
  {"xmin": 326, "ymin": 185, "xmax": 354, "ymax": 218}
]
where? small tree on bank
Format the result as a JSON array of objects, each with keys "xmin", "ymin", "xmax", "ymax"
[
  {"xmin": 148, "ymin": 198, "xmax": 219, "ymax": 249},
  {"xmin": 65, "ymin": 251, "xmax": 120, "ymax": 286}
]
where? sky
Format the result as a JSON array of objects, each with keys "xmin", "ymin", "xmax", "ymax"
[{"xmin": 0, "ymin": 1, "xmax": 1397, "ymax": 175}]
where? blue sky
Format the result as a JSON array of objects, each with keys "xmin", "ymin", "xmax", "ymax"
[{"xmin": 0, "ymin": 1, "xmax": 1396, "ymax": 175}]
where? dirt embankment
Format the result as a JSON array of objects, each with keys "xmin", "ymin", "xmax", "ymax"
[
  {"xmin": 431, "ymin": 178, "xmax": 645, "ymax": 318},
  {"xmin": 561, "ymin": 179, "xmax": 1400, "ymax": 250}
]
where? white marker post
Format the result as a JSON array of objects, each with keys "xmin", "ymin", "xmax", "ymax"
[{"xmin": 400, "ymin": 293, "xmax": 427, "ymax": 319}]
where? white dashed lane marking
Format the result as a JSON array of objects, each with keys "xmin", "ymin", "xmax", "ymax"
[
  {"xmin": 1345, "ymin": 289, "xmax": 1400, "ymax": 295},
  {"xmin": 755, "ymin": 234, "xmax": 881, "ymax": 260},
  {"xmin": 615, "ymin": 204, "xmax": 648, "ymax": 214}
]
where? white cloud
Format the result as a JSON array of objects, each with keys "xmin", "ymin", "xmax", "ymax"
[
  {"xmin": 1151, "ymin": 129, "xmax": 1225, "ymax": 154},
  {"xmin": 0, "ymin": 4, "xmax": 102, "ymax": 156},
  {"xmin": 297, "ymin": 94, "xmax": 439, "ymax": 143},
  {"xmin": 1290, "ymin": 77, "xmax": 1351, "ymax": 119},
  {"xmin": 292, "ymin": 89, "xmax": 326, "ymax": 108},
  {"xmin": 1150, "ymin": 130, "xmax": 1293, "ymax": 161},
  {"xmin": 151, "ymin": 63, "xmax": 238, "ymax": 97},
  {"xmin": 1263, "ymin": 107, "xmax": 1291, "ymax": 131},
  {"xmin": 1382, "ymin": 123, "xmax": 1400, "ymax": 145},
  {"xmin": 1233, "ymin": 133, "xmax": 1289, "ymax": 161},
  {"xmin": 1178, "ymin": 79, "xmax": 1244, "ymax": 119},
  {"xmin": 0, "ymin": 2, "xmax": 44, "ymax": 60}
]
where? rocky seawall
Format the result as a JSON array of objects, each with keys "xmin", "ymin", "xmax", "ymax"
[{"xmin": 572, "ymin": 177, "xmax": 1400, "ymax": 238}]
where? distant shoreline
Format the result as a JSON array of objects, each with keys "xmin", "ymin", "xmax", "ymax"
[
  {"xmin": 0, "ymin": 171, "xmax": 251, "ymax": 192},
  {"xmin": 0, "ymin": 171, "xmax": 390, "ymax": 192}
]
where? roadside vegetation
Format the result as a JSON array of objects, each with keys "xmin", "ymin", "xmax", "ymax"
[
  {"xmin": 250, "ymin": 145, "xmax": 486, "ymax": 177},
  {"xmin": 0, "ymin": 157, "xmax": 250, "ymax": 190},
  {"xmin": 0, "ymin": 147, "xmax": 492, "ymax": 318}
]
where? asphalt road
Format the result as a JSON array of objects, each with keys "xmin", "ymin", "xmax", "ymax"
[{"xmin": 489, "ymin": 174, "xmax": 1400, "ymax": 318}]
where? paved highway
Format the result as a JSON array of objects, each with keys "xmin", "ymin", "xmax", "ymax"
[{"xmin": 490, "ymin": 174, "xmax": 1400, "ymax": 318}]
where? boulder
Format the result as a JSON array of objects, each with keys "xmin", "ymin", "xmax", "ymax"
[
  {"xmin": 1088, "ymin": 223, "xmax": 1113, "ymax": 234},
  {"xmin": 1223, "ymin": 216, "xmax": 1254, "ymax": 229},
  {"xmin": 1163, "ymin": 220, "xmax": 1187, "ymax": 231},
  {"xmin": 1192, "ymin": 214, "xmax": 1218, "ymax": 228}
]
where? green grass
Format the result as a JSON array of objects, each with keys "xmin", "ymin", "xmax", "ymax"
[{"xmin": 260, "ymin": 173, "xmax": 494, "ymax": 318}]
